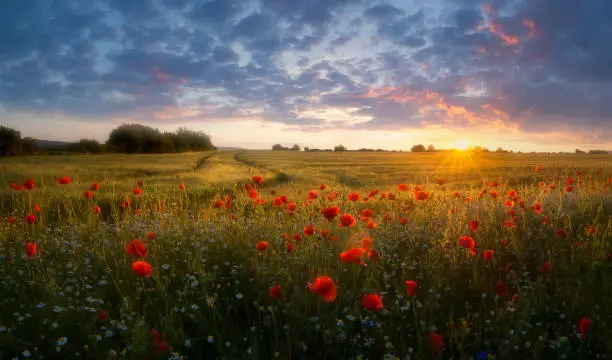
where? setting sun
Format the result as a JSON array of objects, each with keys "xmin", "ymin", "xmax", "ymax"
[{"xmin": 454, "ymin": 140, "xmax": 470, "ymax": 150}]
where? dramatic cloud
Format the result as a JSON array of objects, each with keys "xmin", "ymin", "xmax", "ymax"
[{"xmin": 0, "ymin": 0, "xmax": 610, "ymax": 150}]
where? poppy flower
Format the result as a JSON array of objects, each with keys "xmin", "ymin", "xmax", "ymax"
[
  {"xmin": 25, "ymin": 214, "xmax": 37, "ymax": 224},
  {"xmin": 256, "ymin": 241, "xmax": 269, "ymax": 252},
  {"xmin": 429, "ymin": 332, "xmax": 444, "ymax": 357},
  {"xmin": 273, "ymin": 197, "xmax": 283, "ymax": 206},
  {"xmin": 126, "ymin": 239, "xmax": 147, "ymax": 258},
  {"xmin": 458, "ymin": 235, "xmax": 475, "ymax": 249},
  {"xmin": 339, "ymin": 248, "xmax": 365, "ymax": 264},
  {"xmin": 322, "ymin": 206, "xmax": 340, "ymax": 221},
  {"xmin": 399, "ymin": 217, "xmax": 409, "ymax": 225},
  {"xmin": 366, "ymin": 219, "xmax": 377, "ymax": 229},
  {"xmin": 25, "ymin": 242, "xmax": 37, "ymax": 257},
  {"xmin": 362, "ymin": 293, "xmax": 383, "ymax": 311},
  {"xmin": 10, "ymin": 183, "xmax": 22, "ymax": 191},
  {"xmin": 494, "ymin": 281, "xmax": 508, "ymax": 296},
  {"xmin": 269, "ymin": 284, "xmax": 283, "ymax": 298},
  {"xmin": 404, "ymin": 280, "xmax": 417, "ymax": 297},
  {"xmin": 151, "ymin": 330, "xmax": 169, "ymax": 352},
  {"xmin": 347, "ymin": 192, "xmax": 360, "ymax": 201},
  {"xmin": 304, "ymin": 224, "xmax": 316, "ymax": 236},
  {"xmin": 57, "ymin": 176, "xmax": 71, "ymax": 185},
  {"xmin": 336, "ymin": 213, "xmax": 355, "ymax": 227},
  {"xmin": 565, "ymin": 185, "xmax": 573, "ymax": 193},
  {"xmin": 147, "ymin": 232, "xmax": 155, "ymax": 240},
  {"xmin": 306, "ymin": 190, "xmax": 319, "ymax": 200},
  {"xmin": 320, "ymin": 183, "xmax": 327, "ymax": 190},
  {"xmin": 556, "ymin": 229, "xmax": 567, "ymax": 238},
  {"xmin": 540, "ymin": 261, "xmax": 552, "ymax": 273},
  {"xmin": 307, "ymin": 276, "xmax": 337, "ymax": 302},
  {"xmin": 286, "ymin": 243, "xmax": 294, "ymax": 252},
  {"xmin": 213, "ymin": 199, "xmax": 224, "ymax": 208},
  {"xmin": 224, "ymin": 195, "xmax": 231, "ymax": 209},
  {"xmin": 414, "ymin": 191, "xmax": 429, "ymax": 200},
  {"xmin": 469, "ymin": 219, "xmax": 480, "ymax": 231},
  {"xmin": 97, "ymin": 309, "xmax": 110, "ymax": 321},
  {"xmin": 132, "ymin": 260, "xmax": 152, "ymax": 277},
  {"xmin": 90, "ymin": 183, "xmax": 100, "ymax": 191},
  {"xmin": 252, "ymin": 175, "xmax": 263, "ymax": 185},
  {"xmin": 93, "ymin": 206, "xmax": 101, "ymax": 214},
  {"xmin": 83, "ymin": 191, "xmax": 94, "ymax": 199},
  {"xmin": 24, "ymin": 179, "xmax": 35, "ymax": 190},
  {"xmin": 437, "ymin": 179, "xmax": 445, "ymax": 185},
  {"xmin": 6, "ymin": 216, "xmax": 15, "ymax": 224},
  {"xmin": 34, "ymin": 204, "xmax": 41, "ymax": 213},
  {"xmin": 367, "ymin": 249, "xmax": 381, "ymax": 262},
  {"xmin": 535, "ymin": 165, "xmax": 541, "ymax": 172},
  {"xmin": 133, "ymin": 187, "xmax": 143, "ymax": 195},
  {"xmin": 360, "ymin": 209, "xmax": 374, "ymax": 220},
  {"xmin": 248, "ymin": 189, "xmax": 258, "ymax": 199},
  {"xmin": 320, "ymin": 229, "xmax": 330, "ymax": 238},
  {"xmin": 292, "ymin": 233, "xmax": 302, "ymax": 242},
  {"xmin": 483, "ymin": 249, "xmax": 494, "ymax": 261},
  {"xmin": 286, "ymin": 203, "xmax": 297, "ymax": 212},
  {"xmin": 178, "ymin": 184, "xmax": 185, "ymax": 190},
  {"xmin": 397, "ymin": 184, "xmax": 410, "ymax": 192},
  {"xmin": 579, "ymin": 317, "xmax": 592, "ymax": 339},
  {"xmin": 368, "ymin": 189, "xmax": 379, "ymax": 198},
  {"xmin": 361, "ymin": 237, "xmax": 373, "ymax": 250}
]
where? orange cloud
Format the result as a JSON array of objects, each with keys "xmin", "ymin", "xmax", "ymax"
[
  {"xmin": 523, "ymin": 19, "xmax": 539, "ymax": 38},
  {"xmin": 481, "ymin": 4, "xmax": 519, "ymax": 47},
  {"xmin": 153, "ymin": 66, "xmax": 171, "ymax": 81}
]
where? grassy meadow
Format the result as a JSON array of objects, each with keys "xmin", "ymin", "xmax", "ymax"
[{"xmin": 0, "ymin": 150, "xmax": 611, "ymax": 359}]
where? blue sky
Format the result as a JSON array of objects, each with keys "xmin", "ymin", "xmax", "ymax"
[{"xmin": 1, "ymin": 0, "xmax": 611, "ymax": 151}]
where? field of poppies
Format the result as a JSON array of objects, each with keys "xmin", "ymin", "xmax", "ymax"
[{"xmin": 0, "ymin": 150, "xmax": 611, "ymax": 360}]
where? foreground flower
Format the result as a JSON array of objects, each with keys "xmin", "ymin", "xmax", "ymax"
[
  {"xmin": 25, "ymin": 242, "xmax": 37, "ymax": 257},
  {"xmin": 483, "ymin": 249, "xmax": 494, "ymax": 261},
  {"xmin": 579, "ymin": 317, "xmax": 592, "ymax": 339},
  {"xmin": 24, "ymin": 179, "xmax": 35, "ymax": 190},
  {"xmin": 339, "ymin": 214, "xmax": 356, "ymax": 227},
  {"xmin": 303, "ymin": 224, "xmax": 316, "ymax": 236},
  {"xmin": 322, "ymin": 206, "xmax": 340, "ymax": 221},
  {"xmin": 494, "ymin": 281, "xmax": 508, "ymax": 297},
  {"xmin": 397, "ymin": 184, "xmax": 410, "ymax": 191},
  {"xmin": 125, "ymin": 239, "xmax": 147, "ymax": 258},
  {"xmin": 256, "ymin": 241, "xmax": 269, "ymax": 252},
  {"xmin": 133, "ymin": 187, "xmax": 142, "ymax": 195},
  {"xmin": 458, "ymin": 235, "xmax": 476, "ymax": 249},
  {"xmin": 404, "ymin": 280, "xmax": 417, "ymax": 297},
  {"xmin": 57, "ymin": 176, "xmax": 71, "ymax": 185},
  {"xmin": 132, "ymin": 260, "xmax": 152, "ymax": 277},
  {"xmin": 25, "ymin": 214, "xmax": 37, "ymax": 224},
  {"xmin": 83, "ymin": 191, "xmax": 94, "ymax": 199},
  {"xmin": 307, "ymin": 276, "xmax": 337, "ymax": 302},
  {"xmin": 429, "ymin": 331, "xmax": 444, "ymax": 356},
  {"xmin": 252, "ymin": 175, "xmax": 263, "ymax": 185},
  {"xmin": 307, "ymin": 190, "xmax": 319, "ymax": 200},
  {"xmin": 90, "ymin": 182, "xmax": 100, "ymax": 191},
  {"xmin": 347, "ymin": 192, "xmax": 360, "ymax": 201},
  {"xmin": 339, "ymin": 248, "xmax": 365, "ymax": 264},
  {"xmin": 414, "ymin": 190, "xmax": 429, "ymax": 201},
  {"xmin": 469, "ymin": 219, "xmax": 480, "ymax": 231},
  {"xmin": 362, "ymin": 293, "xmax": 383, "ymax": 311},
  {"xmin": 269, "ymin": 284, "xmax": 283, "ymax": 298}
]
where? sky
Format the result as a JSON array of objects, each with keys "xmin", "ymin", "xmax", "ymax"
[{"xmin": 1, "ymin": 0, "xmax": 611, "ymax": 152}]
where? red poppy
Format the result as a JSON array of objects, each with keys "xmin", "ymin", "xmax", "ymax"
[
  {"xmin": 269, "ymin": 284, "xmax": 283, "ymax": 298},
  {"xmin": 535, "ymin": 165, "xmax": 541, "ymax": 172},
  {"xmin": 34, "ymin": 204, "xmax": 41, "ymax": 213},
  {"xmin": 178, "ymin": 184, "xmax": 185, "ymax": 190},
  {"xmin": 147, "ymin": 232, "xmax": 155, "ymax": 240},
  {"xmin": 366, "ymin": 219, "xmax": 377, "ymax": 229},
  {"xmin": 93, "ymin": 206, "xmax": 101, "ymax": 214},
  {"xmin": 133, "ymin": 187, "xmax": 143, "ymax": 195},
  {"xmin": 90, "ymin": 183, "xmax": 100, "ymax": 191},
  {"xmin": 565, "ymin": 185, "xmax": 573, "ymax": 193},
  {"xmin": 399, "ymin": 217, "xmax": 409, "ymax": 225},
  {"xmin": 458, "ymin": 235, "xmax": 475, "ymax": 249},
  {"xmin": 6, "ymin": 216, "xmax": 15, "ymax": 224},
  {"xmin": 367, "ymin": 249, "xmax": 381, "ymax": 262},
  {"xmin": 414, "ymin": 191, "xmax": 429, "ymax": 200},
  {"xmin": 483, "ymin": 249, "xmax": 494, "ymax": 261},
  {"xmin": 339, "ymin": 214, "xmax": 356, "ymax": 227},
  {"xmin": 531, "ymin": 202, "xmax": 542, "ymax": 213},
  {"xmin": 397, "ymin": 184, "xmax": 410, "ymax": 192},
  {"xmin": 326, "ymin": 191, "xmax": 338, "ymax": 201},
  {"xmin": 404, "ymin": 280, "xmax": 417, "ymax": 297},
  {"xmin": 494, "ymin": 281, "xmax": 508, "ymax": 296},
  {"xmin": 320, "ymin": 183, "xmax": 327, "ymax": 190},
  {"xmin": 360, "ymin": 209, "xmax": 374, "ymax": 220},
  {"xmin": 347, "ymin": 192, "xmax": 360, "ymax": 201},
  {"xmin": 307, "ymin": 276, "xmax": 337, "ymax": 302},
  {"xmin": 469, "ymin": 219, "xmax": 480, "ymax": 231},
  {"xmin": 24, "ymin": 179, "xmax": 35, "ymax": 190},
  {"xmin": 83, "ymin": 191, "xmax": 94, "ymax": 199},
  {"xmin": 280, "ymin": 195, "xmax": 289, "ymax": 204},
  {"xmin": 286, "ymin": 203, "xmax": 297, "ymax": 212},
  {"xmin": 97, "ymin": 309, "xmax": 110, "ymax": 321},
  {"xmin": 248, "ymin": 189, "xmax": 258, "ymax": 199},
  {"xmin": 322, "ymin": 206, "xmax": 340, "ymax": 221},
  {"xmin": 292, "ymin": 233, "xmax": 302, "ymax": 242},
  {"xmin": 429, "ymin": 332, "xmax": 444, "ymax": 357},
  {"xmin": 437, "ymin": 179, "xmax": 445, "ymax": 185},
  {"xmin": 307, "ymin": 190, "xmax": 318, "ymax": 200},
  {"xmin": 256, "ymin": 241, "xmax": 269, "ymax": 252},
  {"xmin": 10, "ymin": 183, "xmax": 22, "ymax": 191},
  {"xmin": 304, "ymin": 224, "xmax": 316, "ymax": 236},
  {"xmin": 126, "ymin": 239, "xmax": 147, "ymax": 258},
  {"xmin": 286, "ymin": 243, "xmax": 294, "ymax": 252},
  {"xmin": 362, "ymin": 293, "xmax": 383, "ymax": 311},
  {"xmin": 273, "ymin": 197, "xmax": 283, "ymax": 206},
  {"xmin": 368, "ymin": 189, "xmax": 379, "ymax": 198},
  {"xmin": 320, "ymin": 229, "xmax": 330, "ymax": 238},
  {"xmin": 556, "ymin": 229, "xmax": 567, "ymax": 238},
  {"xmin": 151, "ymin": 329, "xmax": 169, "ymax": 352},
  {"xmin": 132, "ymin": 260, "xmax": 152, "ymax": 277},
  {"xmin": 579, "ymin": 317, "xmax": 592, "ymax": 339},
  {"xmin": 224, "ymin": 195, "xmax": 231, "ymax": 209},
  {"xmin": 540, "ymin": 261, "xmax": 552, "ymax": 273},
  {"xmin": 57, "ymin": 176, "xmax": 71, "ymax": 185},
  {"xmin": 339, "ymin": 248, "xmax": 365, "ymax": 264},
  {"xmin": 361, "ymin": 237, "xmax": 373, "ymax": 250},
  {"xmin": 213, "ymin": 199, "xmax": 224, "ymax": 208},
  {"xmin": 252, "ymin": 175, "xmax": 263, "ymax": 185},
  {"xmin": 24, "ymin": 214, "xmax": 37, "ymax": 224},
  {"xmin": 25, "ymin": 242, "xmax": 37, "ymax": 257}
]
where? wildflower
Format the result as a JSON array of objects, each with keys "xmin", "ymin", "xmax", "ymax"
[
  {"xmin": 147, "ymin": 232, "xmax": 155, "ymax": 240},
  {"xmin": 494, "ymin": 281, "xmax": 508, "ymax": 297},
  {"xmin": 304, "ymin": 224, "xmax": 316, "ymax": 236},
  {"xmin": 483, "ymin": 250, "xmax": 494, "ymax": 262},
  {"xmin": 535, "ymin": 165, "xmax": 541, "ymax": 172},
  {"xmin": 579, "ymin": 317, "xmax": 592, "ymax": 339},
  {"xmin": 178, "ymin": 184, "xmax": 185, "ymax": 190},
  {"xmin": 397, "ymin": 184, "xmax": 410, "ymax": 191},
  {"xmin": 25, "ymin": 214, "xmax": 37, "ymax": 224},
  {"xmin": 248, "ymin": 189, "xmax": 258, "ymax": 199},
  {"xmin": 414, "ymin": 191, "xmax": 429, "ymax": 200},
  {"xmin": 269, "ymin": 285, "xmax": 283, "ymax": 298},
  {"xmin": 429, "ymin": 332, "xmax": 444, "ymax": 357},
  {"xmin": 83, "ymin": 191, "xmax": 94, "ymax": 199},
  {"xmin": 132, "ymin": 261, "xmax": 152, "ymax": 277},
  {"xmin": 540, "ymin": 261, "xmax": 552, "ymax": 273},
  {"xmin": 458, "ymin": 236, "xmax": 475, "ymax": 249},
  {"xmin": 307, "ymin": 276, "xmax": 337, "ymax": 302},
  {"xmin": 286, "ymin": 203, "xmax": 297, "ymax": 212},
  {"xmin": 25, "ymin": 242, "xmax": 37, "ymax": 257},
  {"xmin": 90, "ymin": 183, "xmax": 100, "ymax": 191},
  {"xmin": 556, "ymin": 229, "xmax": 567, "ymax": 238},
  {"xmin": 322, "ymin": 206, "xmax": 340, "ymax": 221},
  {"xmin": 469, "ymin": 219, "xmax": 480, "ymax": 231},
  {"xmin": 339, "ymin": 214, "xmax": 356, "ymax": 227},
  {"xmin": 348, "ymin": 192, "xmax": 360, "ymax": 201},
  {"xmin": 24, "ymin": 179, "xmax": 35, "ymax": 190},
  {"xmin": 213, "ymin": 199, "xmax": 224, "ymax": 208},
  {"xmin": 256, "ymin": 241, "xmax": 269, "ymax": 252},
  {"xmin": 252, "ymin": 176, "xmax": 263, "ymax": 185},
  {"xmin": 125, "ymin": 239, "xmax": 147, "ymax": 258},
  {"xmin": 399, "ymin": 217, "xmax": 409, "ymax": 225},
  {"xmin": 307, "ymin": 190, "xmax": 318, "ymax": 200},
  {"xmin": 366, "ymin": 219, "xmax": 377, "ymax": 229},
  {"xmin": 6, "ymin": 216, "xmax": 15, "ymax": 224},
  {"xmin": 565, "ymin": 185, "xmax": 574, "ymax": 193},
  {"xmin": 339, "ymin": 248, "xmax": 365, "ymax": 264},
  {"xmin": 286, "ymin": 243, "xmax": 294, "ymax": 252},
  {"xmin": 362, "ymin": 294, "xmax": 383, "ymax": 311},
  {"xmin": 367, "ymin": 249, "xmax": 381, "ymax": 262},
  {"xmin": 360, "ymin": 209, "xmax": 374, "ymax": 220},
  {"xmin": 404, "ymin": 280, "xmax": 417, "ymax": 297},
  {"xmin": 361, "ymin": 237, "xmax": 373, "ymax": 250},
  {"xmin": 320, "ymin": 183, "xmax": 327, "ymax": 190},
  {"xmin": 98, "ymin": 310, "xmax": 110, "ymax": 321},
  {"xmin": 93, "ymin": 206, "xmax": 101, "ymax": 214},
  {"xmin": 133, "ymin": 188, "xmax": 142, "ymax": 195},
  {"xmin": 57, "ymin": 176, "xmax": 71, "ymax": 185},
  {"xmin": 292, "ymin": 233, "xmax": 302, "ymax": 242}
]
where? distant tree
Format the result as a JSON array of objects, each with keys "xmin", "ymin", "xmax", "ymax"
[
  {"xmin": 0, "ymin": 126, "xmax": 24, "ymax": 156},
  {"xmin": 291, "ymin": 144, "xmax": 301, "ymax": 151},
  {"xmin": 411, "ymin": 144, "xmax": 426, "ymax": 152},
  {"xmin": 575, "ymin": 149, "xmax": 586, "ymax": 154},
  {"xmin": 304, "ymin": 147, "xmax": 310, "ymax": 152},
  {"xmin": 272, "ymin": 144, "xmax": 289, "ymax": 151},
  {"xmin": 21, "ymin": 137, "xmax": 39, "ymax": 155},
  {"xmin": 334, "ymin": 144, "xmax": 347, "ymax": 152},
  {"xmin": 588, "ymin": 149, "xmax": 608, "ymax": 154},
  {"xmin": 495, "ymin": 147, "xmax": 507, "ymax": 153},
  {"xmin": 427, "ymin": 144, "xmax": 435, "ymax": 152},
  {"xmin": 69, "ymin": 139, "xmax": 104, "ymax": 154},
  {"xmin": 107, "ymin": 124, "xmax": 214, "ymax": 154}
]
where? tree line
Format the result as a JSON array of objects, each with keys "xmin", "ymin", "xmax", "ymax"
[{"xmin": 0, "ymin": 124, "xmax": 215, "ymax": 156}]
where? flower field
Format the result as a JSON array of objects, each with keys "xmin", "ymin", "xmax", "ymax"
[{"xmin": 0, "ymin": 151, "xmax": 611, "ymax": 359}]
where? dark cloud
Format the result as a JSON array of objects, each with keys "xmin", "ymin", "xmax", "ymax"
[{"xmin": 0, "ymin": 0, "xmax": 610, "ymax": 145}]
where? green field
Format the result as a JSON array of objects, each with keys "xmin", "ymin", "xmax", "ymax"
[{"xmin": 0, "ymin": 151, "xmax": 611, "ymax": 359}]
